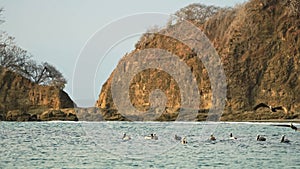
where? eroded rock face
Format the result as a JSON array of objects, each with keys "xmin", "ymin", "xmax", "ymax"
[
  {"xmin": 6, "ymin": 110, "xmax": 36, "ymax": 121},
  {"xmin": 0, "ymin": 67, "xmax": 77, "ymax": 121},
  {"xmin": 96, "ymin": 0, "xmax": 300, "ymax": 121},
  {"xmin": 5, "ymin": 109, "xmax": 79, "ymax": 121}
]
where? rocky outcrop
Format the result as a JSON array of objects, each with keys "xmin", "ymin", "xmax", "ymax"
[
  {"xmin": 6, "ymin": 110, "xmax": 37, "ymax": 121},
  {"xmin": 96, "ymin": 0, "xmax": 300, "ymax": 121},
  {"xmin": 39, "ymin": 109, "xmax": 78, "ymax": 121},
  {"xmin": 0, "ymin": 66, "xmax": 77, "ymax": 121},
  {"xmin": 74, "ymin": 107, "xmax": 127, "ymax": 121}
]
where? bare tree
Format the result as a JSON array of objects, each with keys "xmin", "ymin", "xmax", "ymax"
[
  {"xmin": 0, "ymin": 34, "xmax": 67, "ymax": 89},
  {"xmin": 21, "ymin": 59, "xmax": 43, "ymax": 82},
  {"xmin": 0, "ymin": 33, "xmax": 31, "ymax": 73},
  {"xmin": 38, "ymin": 62, "xmax": 67, "ymax": 89},
  {"xmin": 21, "ymin": 61, "xmax": 67, "ymax": 89},
  {"xmin": 0, "ymin": 8, "xmax": 67, "ymax": 89},
  {"xmin": 168, "ymin": 3, "xmax": 222, "ymax": 27}
]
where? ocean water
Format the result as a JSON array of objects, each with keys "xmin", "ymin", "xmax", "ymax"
[{"xmin": 0, "ymin": 121, "xmax": 299, "ymax": 168}]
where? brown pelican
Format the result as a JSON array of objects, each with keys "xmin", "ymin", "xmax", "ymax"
[
  {"xmin": 229, "ymin": 133, "xmax": 237, "ymax": 140},
  {"xmin": 280, "ymin": 135, "xmax": 290, "ymax": 143},
  {"xmin": 181, "ymin": 137, "xmax": 187, "ymax": 144},
  {"xmin": 253, "ymin": 103, "xmax": 287, "ymax": 114},
  {"xmin": 257, "ymin": 135, "xmax": 266, "ymax": 141},
  {"xmin": 145, "ymin": 133, "xmax": 154, "ymax": 140},
  {"xmin": 122, "ymin": 133, "xmax": 131, "ymax": 140},
  {"xmin": 290, "ymin": 123, "xmax": 298, "ymax": 131},
  {"xmin": 210, "ymin": 134, "xmax": 216, "ymax": 141},
  {"xmin": 145, "ymin": 133, "xmax": 158, "ymax": 140},
  {"xmin": 271, "ymin": 123, "xmax": 299, "ymax": 131}
]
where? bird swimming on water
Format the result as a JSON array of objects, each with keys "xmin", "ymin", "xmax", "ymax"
[
  {"xmin": 145, "ymin": 133, "xmax": 158, "ymax": 140},
  {"xmin": 280, "ymin": 135, "xmax": 290, "ymax": 143},
  {"xmin": 229, "ymin": 133, "xmax": 237, "ymax": 140},
  {"xmin": 144, "ymin": 133, "xmax": 154, "ymax": 140},
  {"xmin": 181, "ymin": 137, "xmax": 187, "ymax": 144},
  {"xmin": 272, "ymin": 123, "xmax": 299, "ymax": 131},
  {"xmin": 257, "ymin": 135, "xmax": 266, "ymax": 141},
  {"xmin": 122, "ymin": 133, "xmax": 131, "ymax": 141},
  {"xmin": 253, "ymin": 103, "xmax": 288, "ymax": 114},
  {"xmin": 210, "ymin": 134, "xmax": 216, "ymax": 141},
  {"xmin": 290, "ymin": 123, "xmax": 298, "ymax": 131}
]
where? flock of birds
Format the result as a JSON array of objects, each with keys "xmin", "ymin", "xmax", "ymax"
[
  {"xmin": 122, "ymin": 123, "xmax": 298, "ymax": 144},
  {"xmin": 253, "ymin": 102, "xmax": 299, "ymax": 142},
  {"xmin": 121, "ymin": 102, "xmax": 297, "ymax": 144},
  {"xmin": 122, "ymin": 132, "xmax": 188, "ymax": 144}
]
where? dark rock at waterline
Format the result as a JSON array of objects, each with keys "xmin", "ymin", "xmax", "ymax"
[
  {"xmin": 39, "ymin": 109, "xmax": 78, "ymax": 121},
  {"xmin": 6, "ymin": 110, "xmax": 39, "ymax": 121},
  {"xmin": 4, "ymin": 109, "xmax": 78, "ymax": 122}
]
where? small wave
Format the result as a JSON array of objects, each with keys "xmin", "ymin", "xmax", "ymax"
[
  {"xmin": 222, "ymin": 121, "xmax": 300, "ymax": 125},
  {"xmin": 46, "ymin": 120, "xmax": 79, "ymax": 123}
]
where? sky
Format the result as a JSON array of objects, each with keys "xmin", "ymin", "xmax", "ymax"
[{"xmin": 0, "ymin": 0, "xmax": 248, "ymax": 107}]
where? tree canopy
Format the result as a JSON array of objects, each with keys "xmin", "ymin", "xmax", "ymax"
[
  {"xmin": 0, "ymin": 9, "xmax": 67, "ymax": 89},
  {"xmin": 167, "ymin": 3, "xmax": 222, "ymax": 27}
]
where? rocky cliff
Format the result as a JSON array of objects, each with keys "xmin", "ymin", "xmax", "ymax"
[
  {"xmin": 97, "ymin": 0, "xmax": 300, "ymax": 121},
  {"xmin": 0, "ymin": 66, "xmax": 77, "ymax": 121}
]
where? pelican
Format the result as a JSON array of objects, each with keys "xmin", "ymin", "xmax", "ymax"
[
  {"xmin": 253, "ymin": 103, "xmax": 287, "ymax": 114},
  {"xmin": 174, "ymin": 134, "xmax": 182, "ymax": 141},
  {"xmin": 144, "ymin": 133, "xmax": 158, "ymax": 140},
  {"xmin": 280, "ymin": 135, "xmax": 290, "ymax": 143},
  {"xmin": 229, "ymin": 133, "xmax": 237, "ymax": 140},
  {"xmin": 257, "ymin": 135, "xmax": 266, "ymax": 141},
  {"xmin": 271, "ymin": 123, "xmax": 299, "ymax": 131},
  {"xmin": 122, "ymin": 133, "xmax": 131, "ymax": 141},
  {"xmin": 290, "ymin": 123, "xmax": 298, "ymax": 131},
  {"xmin": 210, "ymin": 134, "xmax": 216, "ymax": 141},
  {"xmin": 181, "ymin": 137, "xmax": 187, "ymax": 144},
  {"xmin": 144, "ymin": 133, "xmax": 154, "ymax": 140}
]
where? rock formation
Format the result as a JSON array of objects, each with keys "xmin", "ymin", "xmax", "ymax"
[
  {"xmin": 0, "ymin": 66, "xmax": 77, "ymax": 121},
  {"xmin": 96, "ymin": 0, "xmax": 300, "ymax": 121}
]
